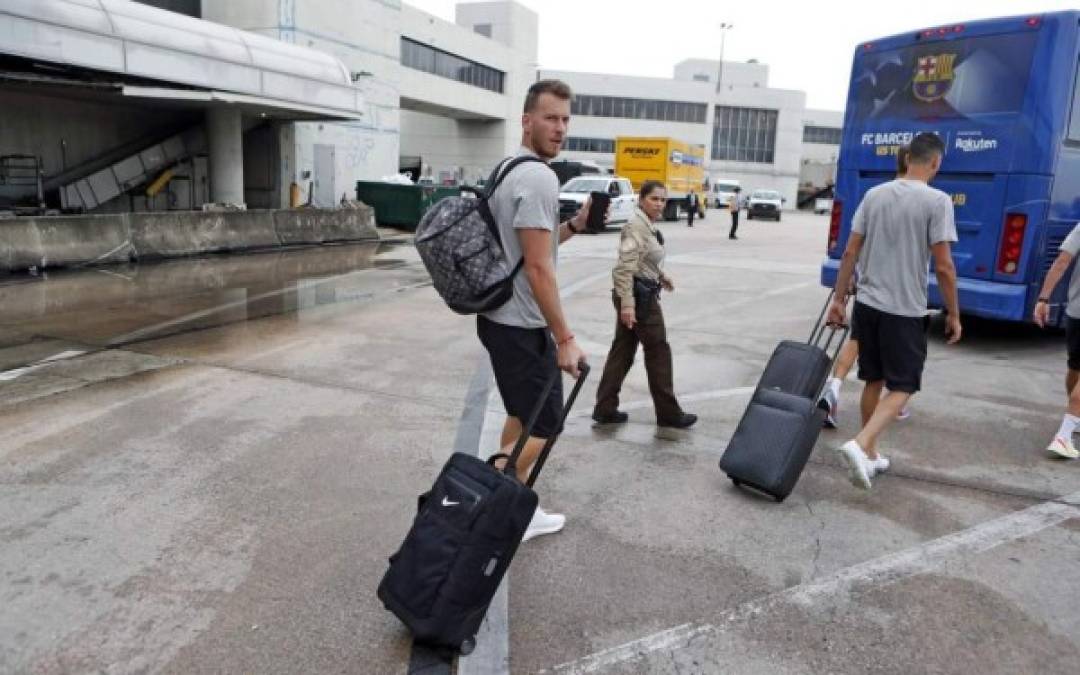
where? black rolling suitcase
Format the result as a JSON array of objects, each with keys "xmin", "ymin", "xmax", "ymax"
[
  {"xmin": 719, "ymin": 293, "xmax": 848, "ymax": 501},
  {"xmin": 377, "ymin": 363, "xmax": 589, "ymax": 655}
]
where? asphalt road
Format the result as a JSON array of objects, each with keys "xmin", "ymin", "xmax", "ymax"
[{"xmin": 1, "ymin": 211, "xmax": 1077, "ymax": 674}]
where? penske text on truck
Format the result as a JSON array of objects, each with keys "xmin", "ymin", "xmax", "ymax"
[{"xmin": 614, "ymin": 137, "xmax": 706, "ymax": 221}]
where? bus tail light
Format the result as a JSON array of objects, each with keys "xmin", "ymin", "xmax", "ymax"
[
  {"xmin": 828, "ymin": 200, "xmax": 843, "ymax": 254},
  {"xmin": 997, "ymin": 213, "xmax": 1027, "ymax": 274}
]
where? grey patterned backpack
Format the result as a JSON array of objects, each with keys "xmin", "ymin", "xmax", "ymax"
[{"xmin": 415, "ymin": 156, "xmax": 547, "ymax": 314}]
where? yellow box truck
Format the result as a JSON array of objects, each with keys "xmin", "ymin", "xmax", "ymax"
[{"xmin": 614, "ymin": 137, "xmax": 707, "ymax": 221}]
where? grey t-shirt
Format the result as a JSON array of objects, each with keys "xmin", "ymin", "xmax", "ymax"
[
  {"xmin": 1059, "ymin": 222, "xmax": 1080, "ymax": 318},
  {"xmin": 481, "ymin": 148, "xmax": 560, "ymax": 329},
  {"xmin": 852, "ymin": 179, "xmax": 958, "ymax": 317}
]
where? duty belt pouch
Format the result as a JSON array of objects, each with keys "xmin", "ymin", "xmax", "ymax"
[{"xmin": 632, "ymin": 277, "xmax": 661, "ymax": 323}]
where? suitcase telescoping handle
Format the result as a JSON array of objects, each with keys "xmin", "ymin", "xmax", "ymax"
[
  {"xmin": 504, "ymin": 361, "xmax": 590, "ymax": 488},
  {"xmin": 809, "ymin": 289, "xmax": 851, "ymax": 371}
]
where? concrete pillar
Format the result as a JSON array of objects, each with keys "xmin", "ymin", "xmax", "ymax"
[{"xmin": 206, "ymin": 107, "xmax": 245, "ymax": 207}]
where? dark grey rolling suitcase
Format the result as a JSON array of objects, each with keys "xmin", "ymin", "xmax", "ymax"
[
  {"xmin": 378, "ymin": 363, "xmax": 589, "ymax": 655},
  {"xmin": 719, "ymin": 293, "xmax": 848, "ymax": 501}
]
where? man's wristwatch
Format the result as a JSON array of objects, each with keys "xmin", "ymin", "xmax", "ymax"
[{"xmin": 1037, "ymin": 297, "xmax": 1050, "ymax": 304}]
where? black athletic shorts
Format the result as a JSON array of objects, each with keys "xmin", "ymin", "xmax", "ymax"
[
  {"xmin": 477, "ymin": 316, "xmax": 564, "ymax": 438},
  {"xmin": 1066, "ymin": 317, "xmax": 1080, "ymax": 371},
  {"xmin": 851, "ymin": 301, "xmax": 929, "ymax": 394}
]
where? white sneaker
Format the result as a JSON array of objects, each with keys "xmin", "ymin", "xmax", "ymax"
[
  {"xmin": 523, "ymin": 506, "xmax": 565, "ymax": 542},
  {"xmin": 868, "ymin": 454, "xmax": 891, "ymax": 476},
  {"xmin": 896, "ymin": 407, "xmax": 911, "ymax": 421},
  {"xmin": 818, "ymin": 388, "xmax": 839, "ymax": 429},
  {"xmin": 1046, "ymin": 436, "xmax": 1080, "ymax": 460},
  {"xmin": 836, "ymin": 440, "xmax": 872, "ymax": 490}
]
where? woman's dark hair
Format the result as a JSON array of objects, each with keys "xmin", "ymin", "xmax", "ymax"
[{"xmin": 639, "ymin": 180, "xmax": 665, "ymax": 200}]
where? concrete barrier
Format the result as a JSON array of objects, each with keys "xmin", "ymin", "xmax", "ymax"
[
  {"xmin": 0, "ymin": 215, "xmax": 133, "ymax": 271},
  {"xmin": 129, "ymin": 210, "xmax": 280, "ymax": 259},
  {"xmin": 273, "ymin": 205, "xmax": 378, "ymax": 246},
  {"xmin": 36, "ymin": 216, "xmax": 135, "ymax": 268},
  {"xmin": 0, "ymin": 207, "xmax": 379, "ymax": 273},
  {"xmin": 0, "ymin": 219, "xmax": 44, "ymax": 271}
]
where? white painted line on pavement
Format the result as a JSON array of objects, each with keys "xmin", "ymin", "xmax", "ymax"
[
  {"xmin": 544, "ymin": 492, "xmax": 1080, "ymax": 674},
  {"xmin": 0, "ymin": 350, "xmax": 89, "ymax": 381},
  {"xmin": 569, "ymin": 386, "xmax": 754, "ymax": 418}
]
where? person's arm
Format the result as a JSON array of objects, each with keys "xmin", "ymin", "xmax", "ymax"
[
  {"xmin": 612, "ymin": 223, "xmax": 645, "ymax": 329},
  {"xmin": 928, "ymin": 192, "xmax": 961, "ymax": 343},
  {"xmin": 932, "ymin": 242, "xmax": 961, "ymax": 344},
  {"xmin": 519, "ymin": 228, "xmax": 585, "ymax": 376},
  {"xmin": 828, "ymin": 232, "xmax": 864, "ymax": 325},
  {"xmin": 1034, "ymin": 251, "xmax": 1074, "ymax": 327}
]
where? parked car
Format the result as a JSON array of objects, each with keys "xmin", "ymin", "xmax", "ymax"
[
  {"xmin": 710, "ymin": 179, "xmax": 741, "ymax": 209},
  {"xmin": 747, "ymin": 189, "xmax": 784, "ymax": 221},
  {"xmin": 558, "ymin": 176, "xmax": 635, "ymax": 229}
]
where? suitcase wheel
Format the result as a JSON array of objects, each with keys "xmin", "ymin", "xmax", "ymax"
[
  {"xmin": 774, "ymin": 495, "xmax": 786, "ymax": 503},
  {"xmin": 731, "ymin": 478, "xmax": 741, "ymax": 487},
  {"xmin": 459, "ymin": 637, "xmax": 476, "ymax": 656}
]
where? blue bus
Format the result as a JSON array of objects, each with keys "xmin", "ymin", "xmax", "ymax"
[{"xmin": 821, "ymin": 12, "xmax": 1080, "ymax": 326}]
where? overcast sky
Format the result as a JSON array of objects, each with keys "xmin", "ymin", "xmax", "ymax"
[{"xmin": 407, "ymin": 1, "xmax": 1077, "ymax": 111}]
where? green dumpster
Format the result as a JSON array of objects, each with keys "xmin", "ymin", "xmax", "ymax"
[{"xmin": 355, "ymin": 182, "xmax": 460, "ymax": 230}]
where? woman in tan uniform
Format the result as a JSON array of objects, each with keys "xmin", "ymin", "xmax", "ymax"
[{"xmin": 592, "ymin": 180, "xmax": 697, "ymax": 429}]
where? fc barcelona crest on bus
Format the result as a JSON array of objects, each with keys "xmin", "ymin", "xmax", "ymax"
[{"xmin": 913, "ymin": 53, "xmax": 957, "ymax": 102}]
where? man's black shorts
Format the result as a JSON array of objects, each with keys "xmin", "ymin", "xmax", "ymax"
[
  {"xmin": 1066, "ymin": 317, "xmax": 1080, "ymax": 371},
  {"xmin": 477, "ymin": 316, "xmax": 564, "ymax": 438},
  {"xmin": 851, "ymin": 301, "xmax": 929, "ymax": 394}
]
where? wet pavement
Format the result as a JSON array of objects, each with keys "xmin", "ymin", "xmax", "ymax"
[{"xmin": 1, "ymin": 213, "xmax": 1078, "ymax": 674}]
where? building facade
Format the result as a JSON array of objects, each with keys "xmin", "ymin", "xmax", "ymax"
[
  {"xmin": 546, "ymin": 60, "xmax": 843, "ymax": 208},
  {"xmin": 2, "ymin": 0, "xmax": 840, "ymax": 213}
]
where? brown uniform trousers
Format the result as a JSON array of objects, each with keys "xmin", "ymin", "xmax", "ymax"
[{"xmin": 594, "ymin": 292, "xmax": 682, "ymax": 423}]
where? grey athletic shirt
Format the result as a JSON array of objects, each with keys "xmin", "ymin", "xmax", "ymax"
[
  {"xmin": 852, "ymin": 179, "xmax": 958, "ymax": 317},
  {"xmin": 1058, "ymin": 222, "xmax": 1080, "ymax": 319},
  {"xmin": 481, "ymin": 148, "xmax": 560, "ymax": 329}
]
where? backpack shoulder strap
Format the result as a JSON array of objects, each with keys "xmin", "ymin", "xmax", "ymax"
[{"xmin": 484, "ymin": 155, "xmax": 548, "ymax": 199}]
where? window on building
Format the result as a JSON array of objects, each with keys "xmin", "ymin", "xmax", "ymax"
[
  {"xmin": 712, "ymin": 105, "xmax": 778, "ymax": 163},
  {"xmin": 565, "ymin": 137, "xmax": 615, "ymax": 153},
  {"xmin": 474, "ymin": 24, "xmax": 492, "ymax": 37},
  {"xmin": 571, "ymin": 95, "xmax": 707, "ymax": 124},
  {"xmin": 692, "ymin": 74, "xmax": 710, "ymax": 83},
  {"xmin": 400, "ymin": 38, "xmax": 504, "ymax": 93},
  {"xmin": 803, "ymin": 125, "xmax": 842, "ymax": 145}
]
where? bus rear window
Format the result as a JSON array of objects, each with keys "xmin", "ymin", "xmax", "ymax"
[{"xmin": 851, "ymin": 31, "xmax": 1037, "ymax": 123}]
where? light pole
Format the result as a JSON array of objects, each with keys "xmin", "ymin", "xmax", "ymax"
[{"xmin": 715, "ymin": 22, "xmax": 734, "ymax": 94}]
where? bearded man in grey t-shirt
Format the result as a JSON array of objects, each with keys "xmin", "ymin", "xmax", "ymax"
[
  {"xmin": 476, "ymin": 79, "xmax": 592, "ymax": 542},
  {"xmin": 827, "ymin": 132, "xmax": 962, "ymax": 490}
]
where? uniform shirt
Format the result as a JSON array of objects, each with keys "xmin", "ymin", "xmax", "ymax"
[
  {"xmin": 613, "ymin": 206, "xmax": 665, "ymax": 309},
  {"xmin": 1059, "ymin": 222, "xmax": 1080, "ymax": 319},
  {"xmin": 481, "ymin": 148, "xmax": 560, "ymax": 329},
  {"xmin": 852, "ymin": 179, "xmax": 958, "ymax": 317}
]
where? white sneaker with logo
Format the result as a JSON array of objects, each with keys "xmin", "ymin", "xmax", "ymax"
[
  {"xmin": 1047, "ymin": 436, "xmax": 1080, "ymax": 460},
  {"xmin": 836, "ymin": 440, "xmax": 873, "ymax": 490},
  {"xmin": 523, "ymin": 506, "xmax": 565, "ymax": 542}
]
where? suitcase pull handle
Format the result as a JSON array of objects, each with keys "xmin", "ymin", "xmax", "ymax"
[
  {"xmin": 504, "ymin": 361, "xmax": 591, "ymax": 486},
  {"xmin": 809, "ymin": 289, "xmax": 851, "ymax": 360}
]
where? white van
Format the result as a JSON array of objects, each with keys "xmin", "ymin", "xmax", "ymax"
[{"xmin": 711, "ymin": 179, "xmax": 741, "ymax": 209}]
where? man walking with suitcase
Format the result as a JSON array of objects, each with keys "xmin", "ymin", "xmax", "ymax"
[
  {"xmin": 827, "ymin": 132, "xmax": 962, "ymax": 489},
  {"xmin": 478, "ymin": 79, "xmax": 589, "ymax": 540}
]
